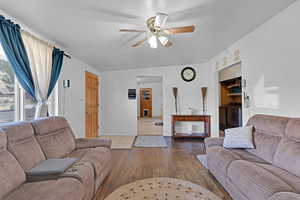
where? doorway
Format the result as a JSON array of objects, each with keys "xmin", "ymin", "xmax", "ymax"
[
  {"xmin": 85, "ymin": 71, "xmax": 99, "ymax": 138},
  {"xmin": 218, "ymin": 62, "xmax": 243, "ymax": 136},
  {"xmin": 137, "ymin": 76, "xmax": 163, "ymax": 136}
]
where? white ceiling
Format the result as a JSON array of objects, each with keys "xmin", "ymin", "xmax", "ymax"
[{"xmin": 0, "ymin": 0, "xmax": 296, "ymax": 71}]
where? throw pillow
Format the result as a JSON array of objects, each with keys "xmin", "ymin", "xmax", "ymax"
[{"xmin": 223, "ymin": 126, "xmax": 254, "ymax": 149}]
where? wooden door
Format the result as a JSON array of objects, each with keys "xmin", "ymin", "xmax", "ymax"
[
  {"xmin": 85, "ymin": 71, "xmax": 99, "ymax": 138},
  {"xmin": 140, "ymin": 88, "xmax": 152, "ymax": 117}
]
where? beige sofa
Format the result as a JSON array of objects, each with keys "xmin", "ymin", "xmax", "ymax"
[
  {"xmin": 205, "ymin": 114, "xmax": 300, "ymax": 200},
  {"xmin": 0, "ymin": 116, "xmax": 112, "ymax": 200}
]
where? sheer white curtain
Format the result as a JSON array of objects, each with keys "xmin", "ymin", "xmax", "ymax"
[{"xmin": 21, "ymin": 31, "xmax": 53, "ymax": 118}]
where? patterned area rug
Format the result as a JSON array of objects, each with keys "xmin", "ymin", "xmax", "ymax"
[
  {"xmin": 104, "ymin": 177, "xmax": 222, "ymax": 200},
  {"xmin": 98, "ymin": 136, "xmax": 135, "ymax": 149},
  {"xmin": 134, "ymin": 136, "xmax": 167, "ymax": 147}
]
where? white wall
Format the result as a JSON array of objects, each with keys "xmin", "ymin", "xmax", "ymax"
[
  {"xmin": 0, "ymin": 10, "xmax": 101, "ymax": 138},
  {"xmin": 100, "ymin": 64, "xmax": 216, "ymax": 136},
  {"xmin": 208, "ymin": 1, "xmax": 300, "ymax": 134},
  {"xmin": 57, "ymin": 57, "xmax": 101, "ymax": 138},
  {"xmin": 137, "ymin": 81, "xmax": 163, "ymax": 117}
]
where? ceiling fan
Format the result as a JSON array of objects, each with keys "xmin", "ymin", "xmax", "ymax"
[{"xmin": 119, "ymin": 13, "xmax": 195, "ymax": 48}]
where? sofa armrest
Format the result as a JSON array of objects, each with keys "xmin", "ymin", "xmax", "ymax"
[
  {"xmin": 75, "ymin": 138, "xmax": 112, "ymax": 149},
  {"xmin": 204, "ymin": 137, "xmax": 224, "ymax": 149},
  {"xmin": 269, "ymin": 192, "xmax": 300, "ymax": 200}
]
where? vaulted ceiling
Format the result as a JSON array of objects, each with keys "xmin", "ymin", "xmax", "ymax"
[{"xmin": 0, "ymin": 0, "xmax": 296, "ymax": 70}]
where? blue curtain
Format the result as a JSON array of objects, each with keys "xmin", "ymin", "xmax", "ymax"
[
  {"xmin": 0, "ymin": 15, "xmax": 35, "ymax": 100},
  {"xmin": 47, "ymin": 47, "xmax": 64, "ymax": 98}
]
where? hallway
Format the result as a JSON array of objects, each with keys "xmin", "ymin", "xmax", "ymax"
[{"xmin": 137, "ymin": 117, "xmax": 163, "ymax": 136}]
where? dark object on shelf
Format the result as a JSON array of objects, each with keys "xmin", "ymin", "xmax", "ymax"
[
  {"xmin": 219, "ymin": 105, "xmax": 242, "ymax": 131},
  {"xmin": 128, "ymin": 89, "xmax": 136, "ymax": 100},
  {"xmin": 172, "ymin": 115, "xmax": 211, "ymax": 139}
]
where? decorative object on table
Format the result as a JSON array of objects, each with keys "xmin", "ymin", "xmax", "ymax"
[
  {"xmin": 104, "ymin": 177, "xmax": 222, "ymax": 200},
  {"xmin": 181, "ymin": 67, "xmax": 196, "ymax": 82},
  {"xmin": 223, "ymin": 126, "xmax": 254, "ymax": 149},
  {"xmin": 172, "ymin": 87, "xmax": 178, "ymax": 114},
  {"xmin": 128, "ymin": 89, "xmax": 136, "ymax": 100},
  {"xmin": 201, "ymin": 87, "xmax": 208, "ymax": 114},
  {"xmin": 172, "ymin": 115, "xmax": 211, "ymax": 139},
  {"xmin": 134, "ymin": 136, "xmax": 167, "ymax": 148}
]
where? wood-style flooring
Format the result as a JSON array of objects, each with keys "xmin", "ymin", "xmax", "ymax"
[
  {"xmin": 94, "ymin": 137, "xmax": 232, "ymax": 200},
  {"xmin": 138, "ymin": 117, "xmax": 163, "ymax": 136}
]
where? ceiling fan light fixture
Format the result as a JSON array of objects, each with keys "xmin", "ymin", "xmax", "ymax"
[
  {"xmin": 154, "ymin": 12, "xmax": 168, "ymax": 27},
  {"xmin": 158, "ymin": 36, "xmax": 168, "ymax": 46},
  {"xmin": 148, "ymin": 35, "xmax": 158, "ymax": 48}
]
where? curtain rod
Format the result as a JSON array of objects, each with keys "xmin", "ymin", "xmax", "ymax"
[{"xmin": 21, "ymin": 30, "xmax": 71, "ymax": 59}]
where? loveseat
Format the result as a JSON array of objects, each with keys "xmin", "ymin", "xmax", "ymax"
[
  {"xmin": 0, "ymin": 116, "xmax": 112, "ymax": 200},
  {"xmin": 205, "ymin": 114, "xmax": 300, "ymax": 200}
]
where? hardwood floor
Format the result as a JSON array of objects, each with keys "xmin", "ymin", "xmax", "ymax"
[
  {"xmin": 94, "ymin": 137, "xmax": 232, "ymax": 200},
  {"xmin": 138, "ymin": 117, "xmax": 163, "ymax": 136}
]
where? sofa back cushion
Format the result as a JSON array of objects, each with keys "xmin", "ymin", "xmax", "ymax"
[
  {"xmin": 0, "ymin": 130, "xmax": 26, "ymax": 199},
  {"xmin": 32, "ymin": 117, "xmax": 76, "ymax": 158},
  {"xmin": 1, "ymin": 121, "xmax": 46, "ymax": 171},
  {"xmin": 246, "ymin": 115, "xmax": 289, "ymax": 163},
  {"xmin": 273, "ymin": 118, "xmax": 300, "ymax": 177}
]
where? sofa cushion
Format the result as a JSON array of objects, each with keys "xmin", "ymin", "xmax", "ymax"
[
  {"xmin": 285, "ymin": 118, "xmax": 300, "ymax": 142},
  {"xmin": 3, "ymin": 178, "xmax": 85, "ymax": 200},
  {"xmin": 228, "ymin": 160, "xmax": 294, "ymax": 200},
  {"xmin": 229, "ymin": 149, "xmax": 268, "ymax": 164},
  {"xmin": 64, "ymin": 162, "xmax": 95, "ymax": 200},
  {"xmin": 65, "ymin": 147, "xmax": 111, "ymax": 186},
  {"xmin": 207, "ymin": 146, "xmax": 268, "ymax": 176},
  {"xmin": 273, "ymin": 138, "xmax": 300, "ymax": 177},
  {"xmin": 246, "ymin": 115, "xmax": 289, "ymax": 163},
  {"xmin": 269, "ymin": 192, "xmax": 300, "ymax": 200},
  {"xmin": 258, "ymin": 163, "xmax": 300, "ymax": 193},
  {"xmin": 207, "ymin": 146, "xmax": 241, "ymax": 176},
  {"xmin": 204, "ymin": 137, "xmax": 224, "ymax": 149},
  {"xmin": 272, "ymin": 118, "xmax": 300, "ymax": 177},
  {"xmin": 0, "ymin": 131, "xmax": 26, "ymax": 199},
  {"xmin": 246, "ymin": 115, "xmax": 289, "ymax": 136},
  {"xmin": 32, "ymin": 117, "xmax": 76, "ymax": 158},
  {"xmin": 1, "ymin": 121, "xmax": 46, "ymax": 171}
]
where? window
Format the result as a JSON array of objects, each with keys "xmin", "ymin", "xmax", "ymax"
[
  {"xmin": 24, "ymin": 92, "xmax": 36, "ymax": 120},
  {"xmin": 0, "ymin": 46, "xmax": 15, "ymax": 122},
  {"xmin": 0, "ymin": 43, "xmax": 57, "ymax": 123}
]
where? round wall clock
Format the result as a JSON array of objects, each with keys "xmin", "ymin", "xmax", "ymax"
[{"xmin": 181, "ymin": 67, "xmax": 196, "ymax": 82}]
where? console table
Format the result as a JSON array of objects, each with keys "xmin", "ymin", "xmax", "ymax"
[{"xmin": 172, "ymin": 115, "xmax": 211, "ymax": 139}]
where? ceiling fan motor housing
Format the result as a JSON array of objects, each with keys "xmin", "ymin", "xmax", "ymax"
[{"xmin": 147, "ymin": 16, "xmax": 160, "ymax": 33}]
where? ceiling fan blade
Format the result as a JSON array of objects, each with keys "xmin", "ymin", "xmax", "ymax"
[
  {"xmin": 164, "ymin": 40, "xmax": 173, "ymax": 47},
  {"xmin": 119, "ymin": 29, "xmax": 145, "ymax": 32},
  {"xmin": 163, "ymin": 25, "xmax": 195, "ymax": 34},
  {"xmin": 131, "ymin": 37, "xmax": 148, "ymax": 47},
  {"xmin": 154, "ymin": 12, "xmax": 168, "ymax": 27}
]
